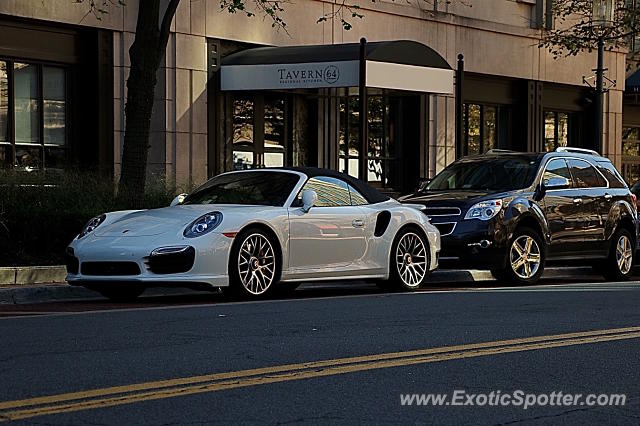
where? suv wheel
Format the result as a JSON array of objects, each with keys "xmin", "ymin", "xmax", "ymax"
[
  {"xmin": 499, "ymin": 227, "xmax": 545, "ymax": 285},
  {"xmin": 603, "ymin": 228, "xmax": 634, "ymax": 281}
]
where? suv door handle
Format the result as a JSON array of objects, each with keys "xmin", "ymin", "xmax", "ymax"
[
  {"xmin": 604, "ymin": 193, "xmax": 613, "ymax": 201},
  {"xmin": 352, "ymin": 219, "xmax": 365, "ymax": 228},
  {"xmin": 572, "ymin": 198, "xmax": 583, "ymax": 204}
]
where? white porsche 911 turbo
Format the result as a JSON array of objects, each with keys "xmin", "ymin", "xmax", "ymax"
[{"xmin": 66, "ymin": 168, "xmax": 440, "ymax": 300}]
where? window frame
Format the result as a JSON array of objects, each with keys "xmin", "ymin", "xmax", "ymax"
[
  {"xmin": 539, "ymin": 156, "xmax": 610, "ymax": 190},
  {"xmin": 0, "ymin": 58, "xmax": 69, "ymax": 170},
  {"xmin": 462, "ymin": 102, "xmax": 501, "ymax": 156}
]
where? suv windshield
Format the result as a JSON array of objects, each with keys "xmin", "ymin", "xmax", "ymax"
[
  {"xmin": 425, "ymin": 157, "xmax": 541, "ymax": 192},
  {"xmin": 183, "ymin": 171, "xmax": 300, "ymax": 206}
]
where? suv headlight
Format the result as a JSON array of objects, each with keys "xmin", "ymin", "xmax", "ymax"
[
  {"xmin": 78, "ymin": 214, "xmax": 106, "ymax": 239},
  {"xmin": 464, "ymin": 199, "xmax": 503, "ymax": 221},
  {"xmin": 184, "ymin": 212, "xmax": 223, "ymax": 238}
]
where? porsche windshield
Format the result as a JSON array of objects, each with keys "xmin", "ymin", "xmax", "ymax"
[
  {"xmin": 425, "ymin": 156, "xmax": 541, "ymax": 192},
  {"xmin": 183, "ymin": 171, "xmax": 300, "ymax": 206}
]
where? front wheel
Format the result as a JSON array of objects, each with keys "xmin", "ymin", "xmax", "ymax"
[
  {"xmin": 388, "ymin": 228, "xmax": 431, "ymax": 291},
  {"xmin": 227, "ymin": 228, "xmax": 280, "ymax": 299},
  {"xmin": 602, "ymin": 228, "xmax": 634, "ymax": 281},
  {"xmin": 497, "ymin": 227, "xmax": 545, "ymax": 285}
]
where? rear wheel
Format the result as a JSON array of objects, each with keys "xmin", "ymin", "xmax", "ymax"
[
  {"xmin": 497, "ymin": 227, "xmax": 545, "ymax": 285},
  {"xmin": 227, "ymin": 228, "xmax": 280, "ymax": 299},
  {"xmin": 602, "ymin": 228, "xmax": 634, "ymax": 281},
  {"xmin": 388, "ymin": 228, "xmax": 431, "ymax": 291}
]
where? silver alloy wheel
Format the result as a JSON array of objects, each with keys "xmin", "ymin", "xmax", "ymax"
[
  {"xmin": 395, "ymin": 232, "xmax": 428, "ymax": 287},
  {"xmin": 238, "ymin": 233, "xmax": 276, "ymax": 295},
  {"xmin": 509, "ymin": 235, "xmax": 541, "ymax": 280},
  {"xmin": 616, "ymin": 234, "xmax": 633, "ymax": 275}
]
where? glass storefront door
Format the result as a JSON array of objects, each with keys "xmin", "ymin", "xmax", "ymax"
[{"xmin": 231, "ymin": 93, "xmax": 286, "ymax": 170}]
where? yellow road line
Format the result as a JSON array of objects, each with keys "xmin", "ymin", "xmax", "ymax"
[{"xmin": 1, "ymin": 326, "xmax": 639, "ymax": 421}]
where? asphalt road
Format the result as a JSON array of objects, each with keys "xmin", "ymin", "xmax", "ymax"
[{"xmin": 1, "ymin": 279, "xmax": 640, "ymax": 424}]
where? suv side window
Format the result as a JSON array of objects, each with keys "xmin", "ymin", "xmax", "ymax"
[
  {"xmin": 543, "ymin": 158, "xmax": 572, "ymax": 186},
  {"xmin": 567, "ymin": 159, "xmax": 607, "ymax": 188},
  {"xmin": 596, "ymin": 161, "xmax": 626, "ymax": 188},
  {"xmin": 297, "ymin": 176, "xmax": 351, "ymax": 207}
]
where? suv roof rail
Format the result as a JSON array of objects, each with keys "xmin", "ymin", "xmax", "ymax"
[
  {"xmin": 555, "ymin": 147, "xmax": 601, "ymax": 156},
  {"xmin": 486, "ymin": 149, "xmax": 518, "ymax": 154}
]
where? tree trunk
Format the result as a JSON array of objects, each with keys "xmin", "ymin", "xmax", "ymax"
[{"xmin": 117, "ymin": 0, "xmax": 179, "ymax": 208}]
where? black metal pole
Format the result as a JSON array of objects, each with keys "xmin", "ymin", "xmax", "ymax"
[
  {"xmin": 455, "ymin": 54, "xmax": 464, "ymax": 159},
  {"xmin": 595, "ymin": 35, "xmax": 604, "ymax": 154},
  {"xmin": 359, "ymin": 37, "xmax": 368, "ymax": 182}
]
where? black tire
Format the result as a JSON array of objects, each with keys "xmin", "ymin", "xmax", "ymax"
[
  {"xmin": 387, "ymin": 227, "xmax": 431, "ymax": 291},
  {"xmin": 497, "ymin": 227, "xmax": 545, "ymax": 285},
  {"xmin": 96, "ymin": 285, "xmax": 145, "ymax": 302},
  {"xmin": 602, "ymin": 228, "xmax": 634, "ymax": 281},
  {"xmin": 227, "ymin": 227, "xmax": 281, "ymax": 299},
  {"xmin": 490, "ymin": 268, "xmax": 508, "ymax": 282}
]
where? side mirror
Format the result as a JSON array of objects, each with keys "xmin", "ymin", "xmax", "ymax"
[
  {"xmin": 542, "ymin": 176, "xmax": 570, "ymax": 191},
  {"xmin": 301, "ymin": 190, "xmax": 318, "ymax": 213},
  {"xmin": 418, "ymin": 178, "xmax": 431, "ymax": 192},
  {"xmin": 170, "ymin": 193, "xmax": 188, "ymax": 207}
]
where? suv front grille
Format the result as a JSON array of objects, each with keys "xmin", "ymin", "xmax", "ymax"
[
  {"xmin": 81, "ymin": 262, "xmax": 141, "ymax": 276},
  {"xmin": 432, "ymin": 222, "xmax": 456, "ymax": 236},
  {"xmin": 423, "ymin": 207, "xmax": 461, "ymax": 217}
]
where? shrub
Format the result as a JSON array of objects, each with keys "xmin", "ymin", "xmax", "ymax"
[{"xmin": 0, "ymin": 170, "xmax": 180, "ymax": 266}]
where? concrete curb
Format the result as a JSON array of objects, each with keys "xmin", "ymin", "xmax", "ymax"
[
  {"xmin": 0, "ymin": 265, "xmax": 595, "ymax": 287},
  {"xmin": 0, "ymin": 266, "xmax": 66, "ymax": 286}
]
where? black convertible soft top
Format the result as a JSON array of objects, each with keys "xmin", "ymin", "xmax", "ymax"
[{"xmin": 277, "ymin": 167, "xmax": 391, "ymax": 205}]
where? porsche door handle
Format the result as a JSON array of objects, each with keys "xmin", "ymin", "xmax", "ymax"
[
  {"xmin": 604, "ymin": 194, "xmax": 613, "ymax": 201},
  {"xmin": 352, "ymin": 219, "xmax": 365, "ymax": 228}
]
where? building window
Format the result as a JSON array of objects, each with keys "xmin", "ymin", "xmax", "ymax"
[
  {"xmin": 232, "ymin": 94, "xmax": 286, "ymax": 170},
  {"xmin": 0, "ymin": 60, "xmax": 68, "ymax": 170},
  {"xmin": 338, "ymin": 91, "xmax": 401, "ymax": 190},
  {"xmin": 463, "ymin": 103, "xmax": 498, "ymax": 155},
  {"xmin": 544, "ymin": 111, "xmax": 569, "ymax": 151},
  {"xmin": 622, "ymin": 126, "xmax": 640, "ymax": 184}
]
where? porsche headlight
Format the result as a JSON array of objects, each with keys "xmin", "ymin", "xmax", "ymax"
[
  {"xmin": 184, "ymin": 212, "xmax": 223, "ymax": 238},
  {"xmin": 464, "ymin": 199, "xmax": 503, "ymax": 221},
  {"xmin": 78, "ymin": 214, "xmax": 106, "ymax": 239}
]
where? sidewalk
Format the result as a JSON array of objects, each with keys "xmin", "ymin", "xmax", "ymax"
[{"xmin": 0, "ymin": 266, "xmax": 598, "ymax": 305}]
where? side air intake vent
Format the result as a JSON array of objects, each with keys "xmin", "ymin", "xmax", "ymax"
[{"xmin": 374, "ymin": 211, "xmax": 391, "ymax": 237}]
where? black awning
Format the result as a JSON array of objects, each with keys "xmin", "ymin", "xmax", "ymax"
[
  {"xmin": 220, "ymin": 40, "xmax": 454, "ymax": 93},
  {"xmin": 627, "ymin": 69, "xmax": 640, "ymax": 93},
  {"xmin": 222, "ymin": 40, "xmax": 451, "ymax": 70}
]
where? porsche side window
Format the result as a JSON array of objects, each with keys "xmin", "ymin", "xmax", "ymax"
[
  {"xmin": 348, "ymin": 185, "xmax": 368, "ymax": 206},
  {"xmin": 299, "ymin": 176, "xmax": 351, "ymax": 207}
]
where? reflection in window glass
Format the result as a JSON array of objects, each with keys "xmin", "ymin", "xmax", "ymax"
[
  {"xmin": 233, "ymin": 151, "xmax": 253, "ymax": 171},
  {"xmin": 14, "ymin": 63, "xmax": 40, "ymax": 145},
  {"xmin": 43, "ymin": 67, "xmax": 66, "ymax": 146},
  {"xmin": 339, "ymin": 97, "xmax": 347, "ymax": 158},
  {"xmin": 264, "ymin": 96, "xmax": 285, "ymax": 167},
  {"xmin": 348, "ymin": 97, "xmax": 359, "ymax": 158},
  {"xmin": 15, "ymin": 146, "xmax": 41, "ymax": 170},
  {"xmin": 348, "ymin": 185, "xmax": 368, "ymax": 205},
  {"xmin": 368, "ymin": 96, "xmax": 384, "ymax": 158},
  {"xmin": 544, "ymin": 111, "xmax": 555, "ymax": 152},
  {"xmin": 557, "ymin": 112, "xmax": 568, "ymax": 148},
  {"xmin": 301, "ymin": 176, "xmax": 351, "ymax": 207},
  {"xmin": 622, "ymin": 127, "xmax": 640, "ymax": 156},
  {"xmin": 466, "ymin": 104, "xmax": 481, "ymax": 155},
  {"xmin": 543, "ymin": 158, "xmax": 571, "ymax": 185},
  {"xmin": 483, "ymin": 106, "xmax": 496, "ymax": 152},
  {"xmin": 567, "ymin": 159, "xmax": 605, "ymax": 188},
  {"xmin": 0, "ymin": 62, "xmax": 7, "ymax": 143}
]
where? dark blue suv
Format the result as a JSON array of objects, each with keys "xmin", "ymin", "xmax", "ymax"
[{"xmin": 400, "ymin": 148, "xmax": 638, "ymax": 285}]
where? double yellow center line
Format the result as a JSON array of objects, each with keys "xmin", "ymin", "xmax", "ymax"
[{"xmin": 2, "ymin": 325, "xmax": 640, "ymax": 422}]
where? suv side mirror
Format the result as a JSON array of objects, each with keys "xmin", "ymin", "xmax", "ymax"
[
  {"xmin": 301, "ymin": 190, "xmax": 318, "ymax": 213},
  {"xmin": 418, "ymin": 178, "xmax": 431, "ymax": 192},
  {"xmin": 170, "ymin": 193, "xmax": 188, "ymax": 206},
  {"xmin": 542, "ymin": 176, "xmax": 570, "ymax": 191}
]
